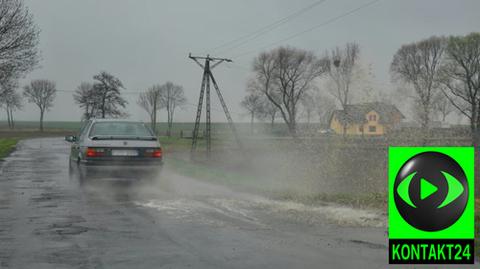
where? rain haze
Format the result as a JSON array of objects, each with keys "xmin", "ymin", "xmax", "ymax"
[
  {"xmin": 12, "ymin": 0, "xmax": 480, "ymax": 122},
  {"xmin": 1, "ymin": 0, "xmax": 480, "ymax": 268}
]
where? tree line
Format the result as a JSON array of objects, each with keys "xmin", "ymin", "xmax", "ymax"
[
  {"xmin": 136, "ymin": 82, "xmax": 186, "ymax": 135},
  {"xmin": 242, "ymin": 33, "xmax": 480, "ymax": 145},
  {"xmin": 391, "ymin": 33, "xmax": 480, "ymax": 145},
  {"xmin": 73, "ymin": 74, "xmax": 187, "ymax": 135},
  {"xmin": 2, "ymin": 66, "xmax": 187, "ymax": 133},
  {"xmin": 242, "ymin": 43, "xmax": 365, "ymax": 136}
]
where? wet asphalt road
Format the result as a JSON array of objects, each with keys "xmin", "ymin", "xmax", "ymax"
[{"xmin": 0, "ymin": 137, "xmax": 396, "ymax": 268}]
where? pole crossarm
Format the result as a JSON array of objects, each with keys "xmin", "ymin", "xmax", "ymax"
[
  {"xmin": 189, "ymin": 53, "xmax": 232, "ymax": 62},
  {"xmin": 189, "ymin": 53, "xmax": 232, "ymax": 70},
  {"xmin": 210, "ymin": 60, "xmax": 227, "ymax": 70},
  {"xmin": 189, "ymin": 56, "xmax": 204, "ymax": 69}
]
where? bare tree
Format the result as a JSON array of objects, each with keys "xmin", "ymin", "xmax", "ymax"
[
  {"xmin": 326, "ymin": 43, "xmax": 360, "ymax": 108},
  {"xmin": 137, "ymin": 85, "xmax": 162, "ymax": 132},
  {"xmin": 158, "ymin": 82, "xmax": 187, "ymax": 136},
  {"xmin": 300, "ymin": 93, "xmax": 316, "ymax": 128},
  {"xmin": 0, "ymin": 76, "xmax": 14, "ymax": 104},
  {"xmin": 391, "ymin": 36, "xmax": 446, "ymax": 134},
  {"xmin": 245, "ymin": 79, "xmax": 278, "ymax": 129},
  {"xmin": 92, "ymin": 71, "xmax": 127, "ymax": 118},
  {"xmin": 252, "ymin": 46, "xmax": 328, "ymax": 135},
  {"xmin": 0, "ymin": 0, "xmax": 40, "ymax": 84},
  {"xmin": 73, "ymin": 82, "xmax": 99, "ymax": 120},
  {"xmin": 432, "ymin": 93, "xmax": 454, "ymax": 123},
  {"xmin": 245, "ymin": 79, "xmax": 280, "ymax": 130},
  {"xmin": 315, "ymin": 93, "xmax": 337, "ymax": 127},
  {"xmin": 23, "ymin": 79, "xmax": 56, "ymax": 131},
  {"xmin": 438, "ymin": 33, "xmax": 480, "ymax": 145},
  {"xmin": 258, "ymin": 98, "xmax": 279, "ymax": 129},
  {"xmin": 325, "ymin": 42, "xmax": 360, "ymax": 136},
  {"xmin": 240, "ymin": 90, "xmax": 263, "ymax": 134},
  {"xmin": 4, "ymin": 90, "xmax": 22, "ymax": 129},
  {"xmin": 0, "ymin": 79, "xmax": 22, "ymax": 129}
]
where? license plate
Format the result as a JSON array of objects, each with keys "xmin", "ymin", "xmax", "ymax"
[{"xmin": 111, "ymin": 150, "xmax": 138, "ymax": 156}]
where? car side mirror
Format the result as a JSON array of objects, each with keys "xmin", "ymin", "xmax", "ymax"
[{"xmin": 65, "ymin": 135, "xmax": 77, "ymax": 142}]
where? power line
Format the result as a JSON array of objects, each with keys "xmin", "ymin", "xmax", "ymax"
[
  {"xmin": 232, "ymin": 0, "xmax": 383, "ymax": 59},
  {"xmin": 206, "ymin": 0, "xmax": 328, "ymax": 54},
  {"xmin": 224, "ymin": 62, "xmax": 251, "ymax": 73}
]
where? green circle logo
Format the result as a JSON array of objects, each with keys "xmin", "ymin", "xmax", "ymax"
[{"xmin": 394, "ymin": 151, "xmax": 468, "ymax": 231}]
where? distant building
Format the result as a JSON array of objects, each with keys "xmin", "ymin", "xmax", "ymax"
[{"xmin": 329, "ymin": 102, "xmax": 404, "ymax": 135}]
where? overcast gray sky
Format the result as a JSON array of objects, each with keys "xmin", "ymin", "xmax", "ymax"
[{"xmin": 10, "ymin": 0, "xmax": 480, "ymax": 123}]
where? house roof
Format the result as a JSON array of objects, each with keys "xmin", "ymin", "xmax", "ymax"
[{"xmin": 331, "ymin": 102, "xmax": 404, "ymax": 125}]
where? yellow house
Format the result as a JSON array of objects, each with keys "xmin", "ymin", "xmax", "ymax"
[{"xmin": 329, "ymin": 102, "xmax": 404, "ymax": 136}]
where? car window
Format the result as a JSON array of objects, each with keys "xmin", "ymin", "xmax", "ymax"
[
  {"xmin": 77, "ymin": 120, "xmax": 91, "ymax": 142},
  {"xmin": 89, "ymin": 122, "xmax": 153, "ymax": 137}
]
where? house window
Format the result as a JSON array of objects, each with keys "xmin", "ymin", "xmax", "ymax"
[
  {"xmin": 359, "ymin": 126, "xmax": 363, "ymax": 132},
  {"xmin": 369, "ymin": 126, "xmax": 376, "ymax": 132},
  {"xmin": 368, "ymin": 114, "xmax": 377, "ymax": 121}
]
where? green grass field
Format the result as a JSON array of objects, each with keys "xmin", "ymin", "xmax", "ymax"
[
  {"xmin": 0, "ymin": 121, "xmax": 82, "ymax": 131},
  {"xmin": 0, "ymin": 120, "xmax": 295, "ymax": 135},
  {"xmin": 0, "ymin": 139, "xmax": 18, "ymax": 159}
]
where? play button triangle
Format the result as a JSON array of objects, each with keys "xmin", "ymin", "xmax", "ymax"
[{"xmin": 421, "ymin": 178, "xmax": 438, "ymax": 200}]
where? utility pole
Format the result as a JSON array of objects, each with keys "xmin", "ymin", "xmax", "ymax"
[{"xmin": 189, "ymin": 53, "xmax": 243, "ymax": 157}]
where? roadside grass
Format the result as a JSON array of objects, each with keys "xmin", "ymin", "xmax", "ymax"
[
  {"xmin": 158, "ymin": 136, "xmax": 192, "ymax": 152},
  {"xmin": 0, "ymin": 121, "xmax": 81, "ymax": 131},
  {"xmin": 167, "ymin": 154, "xmax": 388, "ymax": 208},
  {"xmin": 166, "ymin": 156, "xmax": 259, "ymax": 188},
  {"xmin": 159, "ymin": 135, "xmax": 235, "ymax": 153},
  {"xmin": 0, "ymin": 138, "xmax": 19, "ymax": 160},
  {"xmin": 0, "ymin": 129, "xmax": 74, "ymax": 161},
  {"xmin": 0, "ymin": 129, "xmax": 72, "ymax": 139}
]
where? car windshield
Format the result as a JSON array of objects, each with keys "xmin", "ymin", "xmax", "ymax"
[{"xmin": 89, "ymin": 122, "xmax": 153, "ymax": 137}]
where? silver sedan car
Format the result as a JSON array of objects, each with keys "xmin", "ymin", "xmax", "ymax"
[{"xmin": 66, "ymin": 119, "xmax": 163, "ymax": 180}]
